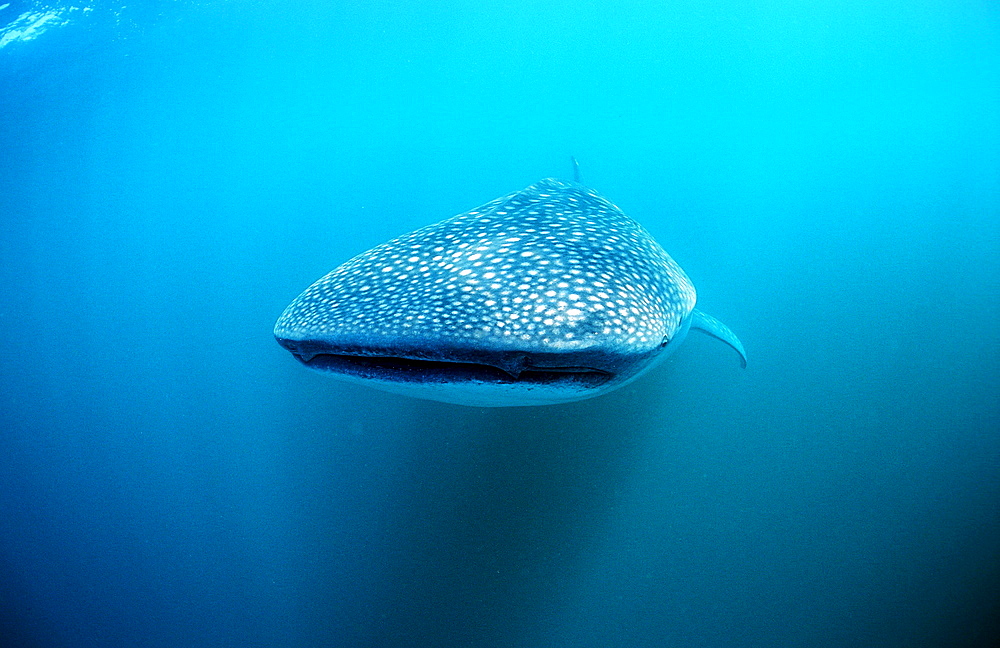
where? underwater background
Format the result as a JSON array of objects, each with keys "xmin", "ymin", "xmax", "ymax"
[{"xmin": 1, "ymin": 1, "xmax": 998, "ymax": 646}]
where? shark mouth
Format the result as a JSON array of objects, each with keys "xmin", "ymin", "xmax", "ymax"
[{"xmin": 276, "ymin": 338, "xmax": 616, "ymax": 388}]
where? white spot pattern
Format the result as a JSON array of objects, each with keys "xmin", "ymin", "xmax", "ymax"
[{"xmin": 275, "ymin": 179, "xmax": 697, "ymax": 353}]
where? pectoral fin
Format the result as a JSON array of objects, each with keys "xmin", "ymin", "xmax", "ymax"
[{"xmin": 691, "ymin": 309, "xmax": 747, "ymax": 368}]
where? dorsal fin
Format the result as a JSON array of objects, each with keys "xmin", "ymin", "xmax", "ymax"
[
  {"xmin": 690, "ymin": 309, "xmax": 747, "ymax": 368},
  {"xmin": 571, "ymin": 156, "xmax": 580, "ymax": 182}
]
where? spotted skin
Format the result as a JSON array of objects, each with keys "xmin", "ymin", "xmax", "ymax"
[{"xmin": 275, "ymin": 178, "xmax": 743, "ymax": 406}]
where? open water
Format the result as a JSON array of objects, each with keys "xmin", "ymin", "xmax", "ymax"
[{"xmin": 1, "ymin": 1, "xmax": 998, "ymax": 646}]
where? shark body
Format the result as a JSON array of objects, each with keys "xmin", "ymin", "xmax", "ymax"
[{"xmin": 275, "ymin": 178, "xmax": 745, "ymax": 406}]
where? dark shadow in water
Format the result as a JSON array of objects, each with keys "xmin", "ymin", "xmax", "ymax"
[
  {"xmin": 0, "ymin": 557, "xmax": 49, "ymax": 648},
  {"xmin": 290, "ymin": 373, "xmax": 685, "ymax": 648}
]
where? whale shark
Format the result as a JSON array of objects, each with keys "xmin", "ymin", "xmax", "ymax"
[{"xmin": 275, "ymin": 178, "xmax": 746, "ymax": 406}]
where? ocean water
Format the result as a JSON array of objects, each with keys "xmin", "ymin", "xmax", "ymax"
[{"xmin": 1, "ymin": 1, "xmax": 998, "ymax": 646}]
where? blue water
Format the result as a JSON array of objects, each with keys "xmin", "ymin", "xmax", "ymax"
[{"xmin": 2, "ymin": 1, "xmax": 998, "ymax": 646}]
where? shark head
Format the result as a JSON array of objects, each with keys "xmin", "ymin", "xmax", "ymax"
[{"xmin": 275, "ymin": 178, "xmax": 745, "ymax": 406}]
